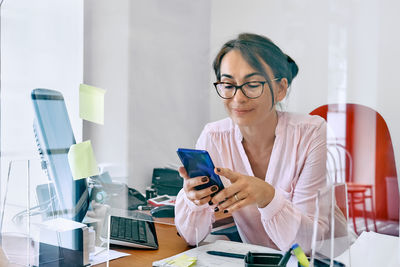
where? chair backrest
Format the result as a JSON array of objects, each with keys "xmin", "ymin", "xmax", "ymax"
[
  {"xmin": 326, "ymin": 143, "xmax": 353, "ymax": 184},
  {"xmin": 310, "ymin": 103, "xmax": 398, "ymax": 220}
]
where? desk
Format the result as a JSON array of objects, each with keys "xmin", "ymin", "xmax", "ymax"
[
  {"xmin": 95, "ymin": 222, "xmax": 189, "ymax": 267},
  {"xmin": 94, "ymin": 214, "xmax": 233, "ymax": 266}
]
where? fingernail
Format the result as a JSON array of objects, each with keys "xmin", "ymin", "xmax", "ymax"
[
  {"xmin": 201, "ymin": 176, "xmax": 208, "ymax": 182},
  {"xmin": 216, "ymin": 168, "xmax": 221, "ymax": 172},
  {"xmin": 211, "ymin": 185, "xmax": 218, "ymax": 192},
  {"xmin": 214, "ymin": 207, "xmax": 219, "ymax": 212},
  {"xmin": 223, "ymin": 210, "xmax": 228, "ymax": 213},
  {"xmin": 210, "ymin": 192, "xmax": 216, "ymax": 197},
  {"xmin": 208, "ymin": 200, "xmax": 213, "ymax": 205}
]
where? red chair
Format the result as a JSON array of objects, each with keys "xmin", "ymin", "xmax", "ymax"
[
  {"xmin": 310, "ymin": 103, "xmax": 398, "ymax": 235},
  {"xmin": 327, "ymin": 143, "xmax": 377, "ymax": 234}
]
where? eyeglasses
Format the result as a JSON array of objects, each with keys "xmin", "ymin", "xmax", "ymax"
[{"xmin": 213, "ymin": 78, "xmax": 280, "ymax": 99}]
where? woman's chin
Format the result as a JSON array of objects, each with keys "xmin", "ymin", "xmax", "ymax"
[{"xmin": 231, "ymin": 116, "xmax": 254, "ymax": 127}]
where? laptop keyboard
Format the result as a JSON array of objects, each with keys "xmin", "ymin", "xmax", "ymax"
[
  {"xmin": 109, "ymin": 212, "xmax": 158, "ymax": 249},
  {"xmin": 111, "ymin": 216, "xmax": 147, "ymax": 243}
]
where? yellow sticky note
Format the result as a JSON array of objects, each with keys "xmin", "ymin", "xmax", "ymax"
[
  {"xmin": 68, "ymin": 140, "xmax": 99, "ymax": 180},
  {"xmin": 166, "ymin": 254, "xmax": 197, "ymax": 267},
  {"xmin": 79, "ymin": 83, "xmax": 106, "ymax": 125}
]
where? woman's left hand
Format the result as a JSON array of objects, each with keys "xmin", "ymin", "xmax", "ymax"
[{"xmin": 211, "ymin": 167, "xmax": 275, "ymax": 213}]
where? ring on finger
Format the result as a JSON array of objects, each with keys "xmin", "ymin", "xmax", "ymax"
[{"xmin": 234, "ymin": 193, "xmax": 239, "ymax": 202}]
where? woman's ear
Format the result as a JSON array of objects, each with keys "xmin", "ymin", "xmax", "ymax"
[{"xmin": 276, "ymin": 78, "xmax": 288, "ymax": 102}]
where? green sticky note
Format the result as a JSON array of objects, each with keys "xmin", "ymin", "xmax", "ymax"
[
  {"xmin": 68, "ymin": 140, "xmax": 99, "ymax": 180},
  {"xmin": 79, "ymin": 83, "xmax": 106, "ymax": 125}
]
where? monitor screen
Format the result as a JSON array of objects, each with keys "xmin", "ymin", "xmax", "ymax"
[{"xmin": 31, "ymin": 88, "xmax": 89, "ymax": 223}]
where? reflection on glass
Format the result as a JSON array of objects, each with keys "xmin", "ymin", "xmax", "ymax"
[
  {"xmin": 311, "ymin": 103, "xmax": 399, "ymax": 237},
  {"xmin": 311, "ymin": 184, "xmax": 351, "ymax": 266}
]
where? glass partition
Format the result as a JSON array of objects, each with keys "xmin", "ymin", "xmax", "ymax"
[
  {"xmin": 1, "ymin": 1, "xmax": 399, "ymax": 267},
  {"xmin": 1, "ymin": 160, "xmax": 43, "ymax": 266},
  {"xmin": 0, "ymin": 159, "xmax": 109, "ymax": 266},
  {"xmin": 81, "ymin": 0, "xmax": 399, "ymax": 244},
  {"xmin": 311, "ymin": 183, "xmax": 352, "ymax": 267},
  {"xmin": 0, "ymin": 137, "xmax": 114, "ymax": 264}
]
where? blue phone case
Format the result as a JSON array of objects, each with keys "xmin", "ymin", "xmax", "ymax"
[{"xmin": 176, "ymin": 148, "xmax": 224, "ymax": 191}]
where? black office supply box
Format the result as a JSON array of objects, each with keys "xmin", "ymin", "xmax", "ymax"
[
  {"xmin": 244, "ymin": 252, "xmax": 286, "ymax": 267},
  {"xmin": 151, "ymin": 168, "xmax": 183, "ymax": 196}
]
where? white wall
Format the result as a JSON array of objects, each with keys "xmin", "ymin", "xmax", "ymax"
[
  {"xmin": 84, "ymin": 0, "xmax": 211, "ymax": 191},
  {"xmin": 1, "ymin": 1, "xmax": 83, "ymax": 197},
  {"xmin": 83, "ymin": 0, "xmax": 131, "ymax": 182}
]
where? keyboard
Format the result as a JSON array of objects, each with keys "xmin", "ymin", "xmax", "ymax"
[{"xmin": 109, "ymin": 212, "xmax": 158, "ymax": 249}]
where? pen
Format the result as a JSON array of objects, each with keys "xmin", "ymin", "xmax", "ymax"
[
  {"xmin": 278, "ymin": 247, "xmax": 293, "ymax": 266},
  {"xmin": 206, "ymin": 250, "xmax": 245, "ymax": 259}
]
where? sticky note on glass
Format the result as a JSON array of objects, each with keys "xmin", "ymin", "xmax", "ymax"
[
  {"xmin": 79, "ymin": 83, "xmax": 106, "ymax": 125},
  {"xmin": 68, "ymin": 140, "xmax": 99, "ymax": 180},
  {"xmin": 166, "ymin": 254, "xmax": 196, "ymax": 267}
]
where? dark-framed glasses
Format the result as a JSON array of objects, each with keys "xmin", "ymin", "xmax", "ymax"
[{"xmin": 213, "ymin": 78, "xmax": 280, "ymax": 99}]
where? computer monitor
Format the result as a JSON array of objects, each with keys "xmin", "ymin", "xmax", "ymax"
[{"xmin": 31, "ymin": 88, "xmax": 89, "ymax": 223}]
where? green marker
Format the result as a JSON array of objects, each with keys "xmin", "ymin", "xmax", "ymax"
[{"xmin": 291, "ymin": 243, "xmax": 310, "ymax": 267}]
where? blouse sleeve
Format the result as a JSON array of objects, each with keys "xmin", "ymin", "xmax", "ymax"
[
  {"xmin": 174, "ymin": 125, "xmax": 217, "ymax": 246},
  {"xmin": 257, "ymin": 120, "xmax": 329, "ymax": 252}
]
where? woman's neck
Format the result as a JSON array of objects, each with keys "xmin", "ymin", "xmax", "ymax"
[{"xmin": 239, "ymin": 111, "xmax": 278, "ymax": 152}]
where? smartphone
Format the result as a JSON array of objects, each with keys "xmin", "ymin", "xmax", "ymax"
[{"xmin": 176, "ymin": 148, "xmax": 224, "ymax": 192}]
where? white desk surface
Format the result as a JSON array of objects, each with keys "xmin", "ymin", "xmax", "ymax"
[{"xmin": 335, "ymin": 231, "xmax": 400, "ymax": 267}]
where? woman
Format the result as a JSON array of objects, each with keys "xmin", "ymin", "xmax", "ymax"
[{"xmin": 174, "ymin": 33, "xmax": 328, "ymax": 252}]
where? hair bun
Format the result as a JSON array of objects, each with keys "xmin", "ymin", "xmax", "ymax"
[{"xmin": 286, "ymin": 55, "xmax": 299, "ymax": 79}]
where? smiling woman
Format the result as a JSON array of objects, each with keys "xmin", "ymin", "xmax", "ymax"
[
  {"xmin": 213, "ymin": 33, "xmax": 298, "ymax": 108},
  {"xmin": 217, "ymin": 49, "xmax": 284, "ymax": 128},
  {"xmin": 174, "ymin": 33, "xmax": 329, "ymax": 253}
]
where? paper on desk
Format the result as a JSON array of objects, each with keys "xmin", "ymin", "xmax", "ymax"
[
  {"xmin": 68, "ymin": 140, "xmax": 99, "ymax": 180},
  {"xmin": 152, "ymin": 240, "xmax": 299, "ymax": 267},
  {"xmin": 335, "ymin": 231, "xmax": 400, "ymax": 267},
  {"xmin": 79, "ymin": 83, "xmax": 106, "ymax": 125},
  {"xmin": 36, "ymin": 218, "xmax": 87, "ymax": 232},
  {"xmin": 90, "ymin": 248, "xmax": 130, "ymax": 266}
]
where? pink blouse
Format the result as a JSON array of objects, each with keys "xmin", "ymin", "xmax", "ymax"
[{"xmin": 174, "ymin": 111, "xmax": 329, "ymax": 252}]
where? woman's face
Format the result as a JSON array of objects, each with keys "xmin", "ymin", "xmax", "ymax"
[{"xmin": 219, "ymin": 49, "xmax": 286, "ymax": 127}]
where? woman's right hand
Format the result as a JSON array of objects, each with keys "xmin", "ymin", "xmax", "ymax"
[{"xmin": 178, "ymin": 166, "xmax": 219, "ymax": 206}]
